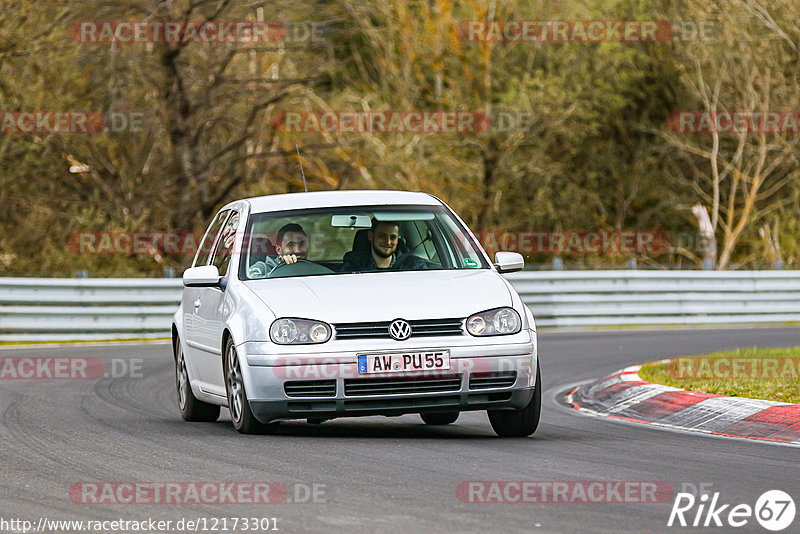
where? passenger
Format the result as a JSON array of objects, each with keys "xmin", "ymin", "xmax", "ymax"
[
  {"xmin": 248, "ymin": 223, "xmax": 308, "ymax": 278},
  {"xmin": 341, "ymin": 220, "xmax": 428, "ymax": 272}
]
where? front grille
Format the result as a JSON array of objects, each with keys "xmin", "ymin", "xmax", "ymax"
[
  {"xmin": 344, "ymin": 376, "xmax": 462, "ymax": 396},
  {"xmin": 469, "ymin": 371, "xmax": 517, "ymax": 390},
  {"xmin": 284, "ymin": 380, "xmax": 336, "ymax": 398},
  {"xmin": 334, "ymin": 318, "xmax": 464, "ymax": 340}
]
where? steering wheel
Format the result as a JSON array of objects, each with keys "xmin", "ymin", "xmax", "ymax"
[{"xmin": 266, "ymin": 259, "xmax": 334, "ymax": 278}]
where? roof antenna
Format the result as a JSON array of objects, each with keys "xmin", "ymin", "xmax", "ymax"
[{"xmin": 295, "ymin": 143, "xmax": 308, "ymax": 192}]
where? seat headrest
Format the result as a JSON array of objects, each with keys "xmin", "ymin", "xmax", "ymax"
[
  {"xmin": 250, "ymin": 235, "xmax": 276, "ymax": 259},
  {"xmin": 397, "ymin": 235, "xmax": 408, "ymax": 254},
  {"xmin": 352, "ymin": 229, "xmax": 371, "ymax": 254}
]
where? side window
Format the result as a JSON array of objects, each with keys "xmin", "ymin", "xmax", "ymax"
[
  {"xmin": 211, "ymin": 211, "xmax": 240, "ymax": 276},
  {"xmin": 194, "ymin": 210, "xmax": 230, "ymax": 267}
]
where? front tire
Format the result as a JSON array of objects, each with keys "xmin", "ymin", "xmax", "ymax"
[
  {"xmin": 420, "ymin": 412, "xmax": 459, "ymax": 425},
  {"xmin": 224, "ymin": 338, "xmax": 279, "ymax": 435},
  {"xmin": 175, "ymin": 338, "xmax": 220, "ymax": 422},
  {"xmin": 307, "ymin": 417, "xmax": 328, "ymax": 425},
  {"xmin": 488, "ymin": 362, "xmax": 541, "ymax": 437}
]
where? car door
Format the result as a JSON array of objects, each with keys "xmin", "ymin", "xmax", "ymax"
[
  {"xmin": 192, "ymin": 210, "xmax": 240, "ymax": 396},
  {"xmin": 183, "ymin": 209, "xmax": 229, "ymax": 364}
]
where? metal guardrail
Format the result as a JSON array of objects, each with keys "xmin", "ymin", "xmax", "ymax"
[
  {"xmin": 1, "ymin": 271, "xmax": 799, "ymax": 341},
  {"xmin": 0, "ymin": 278, "xmax": 181, "ymax": 341},
  {"xmin": 504, "ymin": 270, "xmax": 800, "ymax": 327}
]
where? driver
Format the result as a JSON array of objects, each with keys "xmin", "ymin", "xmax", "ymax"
[
  {"xmin": 273, "ymin": 223, "xmax": 308, "ymax": 264},
  {"xmin": 248, "ymin": 223, "xmax": 308, "ymax": 278}
]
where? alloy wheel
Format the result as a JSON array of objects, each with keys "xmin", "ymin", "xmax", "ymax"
[{"xmin": 227, "ymin": 344, "xmax": 244, "ymax": 422}]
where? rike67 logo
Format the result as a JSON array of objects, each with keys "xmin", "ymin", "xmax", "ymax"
[{"xmin": 668, "ymin": 488, "xmax": 796, "ymax": 531}]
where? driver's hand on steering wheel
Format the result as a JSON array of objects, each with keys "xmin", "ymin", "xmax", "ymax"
[
  {"xmin": 280, "ymin": 254, "xmax": 299, "ymax": 264},
  {"xmin": 248, "ymin": 261, "xmax": 268, "ymax": 278}
]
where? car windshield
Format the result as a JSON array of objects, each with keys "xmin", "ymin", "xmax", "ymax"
[{"xmin": 238, "ymin": 204, "xmax": 489, "ymax": 280}]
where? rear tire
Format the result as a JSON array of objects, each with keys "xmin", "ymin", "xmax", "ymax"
[
  {"xmin": 488, "ymin": 362, "xmax": 541, "ymax": 437},
  {"xmin": 224, "ymin": 338, "xmax": 279, "ymax": 435},
  {"xmin": 175, "ymin": 338, "xmax": 220, "ymax": 422},
  {"xmin": 420, "ymin": 412, "xmax": 459, "ymax": 425}
]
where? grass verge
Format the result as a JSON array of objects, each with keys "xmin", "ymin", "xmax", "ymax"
[{"xmin": 638, "ymin": 346, "xmax": 800, "ymax": 404}]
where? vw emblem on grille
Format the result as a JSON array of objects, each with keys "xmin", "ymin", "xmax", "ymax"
[{"xmin": 388, "ymin": 319, "xmax": 412, "ymax": 341}]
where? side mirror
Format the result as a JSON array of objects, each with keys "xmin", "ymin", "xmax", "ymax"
[
  {"xmin": 183, "ymin": 265, "xmax": 222, "ymax": 287},
  {"xmin": 494, "ymin": 251, "xmax": 524, "ymax": 273}
]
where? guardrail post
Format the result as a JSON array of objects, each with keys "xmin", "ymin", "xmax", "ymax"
[
  {"xmin": 76, "ymin": 270, "xmax": 88, "ymax": 278},
  {"xmin": 626, "ymin": 259, "xmax": 637, "ymax": 270},
  {"xmin": 552, "ymin": 257, "xmax": 563, "ymax": 270}
]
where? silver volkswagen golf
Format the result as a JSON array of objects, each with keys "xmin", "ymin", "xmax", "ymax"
[{"xmin": 172, "ymin": 190, "xmax": 540, "ymax": 436}]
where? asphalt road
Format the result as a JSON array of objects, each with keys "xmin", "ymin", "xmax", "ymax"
[{"xmin": 1, "ymin": 327, "xmax": 798, "ymax": 534}]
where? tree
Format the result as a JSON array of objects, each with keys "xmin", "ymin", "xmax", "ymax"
[{"xmin": 656, "ymin": 0, "xmax": 800, "ymax": 269}]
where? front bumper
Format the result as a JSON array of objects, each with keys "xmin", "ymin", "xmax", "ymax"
[
  {"xmin": 238, "ymin": 334, "xmax": 537, "ymax": 424},
  {"xmin": 249, "ymin": 387, "xmax": 535, "ymax": 423}
]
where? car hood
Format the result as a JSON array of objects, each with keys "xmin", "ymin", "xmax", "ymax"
[{"xmin": 243, "ymin": 269, "xmax": 512, "ymax": 323}]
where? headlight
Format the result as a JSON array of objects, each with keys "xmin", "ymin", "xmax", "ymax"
[
  {"xmin": 270, "ymin": 318, "xmax": 331, "ymax": 344},
  {"xmin": 466, "ymin": 307, "xmax": 521, "ymax": 336}
]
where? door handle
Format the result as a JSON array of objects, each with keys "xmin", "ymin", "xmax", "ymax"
[{"xmin": 193, "ymin": 299, "xmax": 201, "ymax": 309}]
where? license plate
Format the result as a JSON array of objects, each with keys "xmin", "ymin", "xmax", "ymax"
[{"xmin": 357, "ymin": 350, "xmax": 450, "ymax": 375}]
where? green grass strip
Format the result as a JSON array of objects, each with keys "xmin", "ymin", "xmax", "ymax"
[{"xmin": 639, "ymin": 346, "xmax": 800, "ymax": 404}]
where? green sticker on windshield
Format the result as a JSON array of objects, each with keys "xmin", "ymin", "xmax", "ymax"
[{"xmin": 464, "ymin": 258, "xmax": 479, "ymax": 268}]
